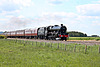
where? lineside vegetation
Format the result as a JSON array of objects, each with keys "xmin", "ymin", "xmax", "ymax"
[
  {"xmin": 68, "ymin": 37, "xmax": 100, "ymax": 41},
  {"xmin": 0, "ymin": 35, "xmax": 6, "ymax": 39},
  {"xmin": 0, "ymin": 39, "xmax": 100, "ymax": 67}
]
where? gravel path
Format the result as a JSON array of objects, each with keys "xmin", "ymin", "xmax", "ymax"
[{"xmin": 8, "ymin": 38, "xmax": 100, "ymax": 45}]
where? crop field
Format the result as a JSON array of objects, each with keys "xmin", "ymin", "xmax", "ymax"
[
  {"xmin": 68, "ymin": 37, "xmax": 100, "ymax": 41},
  {"xmin": 0, "ymin": 39, "xmax": 100, "ymax": 67}
]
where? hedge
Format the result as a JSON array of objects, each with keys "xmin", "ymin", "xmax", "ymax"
[{"xmin": 0, "ymin": 35, "xmax": 7, "ymax": 39}]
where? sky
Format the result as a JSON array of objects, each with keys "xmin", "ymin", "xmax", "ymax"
[{"xmin": 0, "ymin": 0, "xmax": 100, "ymax": 36}]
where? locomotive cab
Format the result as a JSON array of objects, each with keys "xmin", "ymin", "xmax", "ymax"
[{"xmin": 58, "ymin": 24, "xmax": 68, "ymax": 41}]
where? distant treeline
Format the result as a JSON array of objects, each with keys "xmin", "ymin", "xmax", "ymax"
[
  {"xmin": 67, "ymin": 31, "xmax": 100, "ymax": 37},
  {"xmin": 68, "ymin": 31, "xmax": 87, "ymax": 37}
]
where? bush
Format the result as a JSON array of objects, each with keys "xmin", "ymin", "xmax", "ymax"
[
  {"xmin": 95, "ymin": 38, "xmax": 100, "ymax": 41},
  {"xmin": 0, "ymin": 35, "xmax": 7, "ymax": 39}
]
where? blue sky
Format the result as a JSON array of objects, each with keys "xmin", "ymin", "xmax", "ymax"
[{"xmin": 0, "ymin": 0, "xmax": 100, "ymax": 36}]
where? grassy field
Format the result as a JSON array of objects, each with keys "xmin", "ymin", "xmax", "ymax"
[
  {"xmin": 0, "ymin": 39, "xmax": 100, "ymax": 67},
  {"xmin": 68, "ymin": 37, "xmax": 100, "ymax": 41}
]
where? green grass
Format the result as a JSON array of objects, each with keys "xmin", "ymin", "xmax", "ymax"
[
  {"xmin": 0, "ymin": 39, "xmax": 100, "ymax": 67},
  {"xmin": 68, "ymin": 37, "xmax": 100, "ymax": 41}
]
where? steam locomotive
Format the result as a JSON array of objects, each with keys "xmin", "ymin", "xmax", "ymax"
[{"xmin": 3, "ymin": 24, "xmax": 69, "ymax": 41}]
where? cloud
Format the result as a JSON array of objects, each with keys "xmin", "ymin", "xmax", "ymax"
[
  {"xmin": 49, "ymin": 0, "xmax": 63, "ymax": 5},
  {"xmin": 92, "ymin": 21, "xmax": 100, "ymax": 26},
  {"xmin": 0, "ymin": 10, "xmax": 20, "ymax": 16},
  {"xmin": 0, "ymin": 18, "xmax": 9, "ymax": 31},
  {"xmin": 3, "ymin": 16, "xmax": 31, "ymax": 31},
  {"xmin": 41, "ymin": 12, "xmax": 78, "ymax": 20},
  {"xmin": 2, "ymin": 12, "xmax": 78, "ymax": 31},
  {"xmin": 98, "ymin": 1, "xmax": 100, "ymax": 3},
  {"xmin": 93, "ymin": 0, "xmax": 100, "ymax": 3},
  {"xmin": 48, "ymin": 0, "xmax": 68, "ymax": 5},
  {"xmin": 76, "ymin": 4, "xmax": 100, "ymax": 16},
  {"xmin": 30, "ymin": 12, "xmax": 80, "ymax": 28},
  {"xmin": 0, "ymin": 0, "xmax": 34, "ymax": 15},
  {"xmin": 76, "ymin": 16, "xmax": 100, "ymax": 21},
  {"xmin": 12, "ymin": 0, "xmax": 34, "ymax": 7},
  {"xmin": 18, "ymin": 15, "xmax": 25, "ymax": 18},
  {"xmin": 5, "ymin": 15, "xmax": 14, "ymax": 18},
  {"xmin": 0, "ymin": 0, "xmax": 34, "ymax": 7},
  {"xmin": 30, "ymin": 12, "xmax": 100, "ymax": 28},
  {"xmin": 0, "ymin": 18, "xmax": 8, "ymax": 21}
]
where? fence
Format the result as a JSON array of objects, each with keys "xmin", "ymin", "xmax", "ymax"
[{"xmin": 1, "ymin": 39, "xmax": 100, "ymax": 54}]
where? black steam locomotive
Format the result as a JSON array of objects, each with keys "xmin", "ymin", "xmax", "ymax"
[
  {"xmin": 3, "ymin": 24, "xmax": 69, "ymax": 41},
  {"xmin": 37, "ymin": 24, "xmax": 69, "ymax": 41}
]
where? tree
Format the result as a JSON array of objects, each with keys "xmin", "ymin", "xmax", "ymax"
[
  {"xmin": 91, "ymin": 35, "xmax": 99, "ymax": 37},
  {"xmin": 67, "ymin": 31, "xmax": 87, "ymax": 37}
]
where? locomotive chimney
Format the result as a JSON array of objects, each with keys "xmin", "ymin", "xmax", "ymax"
[{"xmin": 61, "ymin": 24, "xmax": 63, "ymax": 27}]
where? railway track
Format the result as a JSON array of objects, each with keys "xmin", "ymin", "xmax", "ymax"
[{"xmin": 8, "ymin": 38, "xmax": 100, "ymax": 45}]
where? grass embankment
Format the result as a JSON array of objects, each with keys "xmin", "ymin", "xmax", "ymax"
[
  {"xmin": 68, "ymin": 37, "xmax": 100, "ymax": 41},
  {"xmin": 0, "ymin": 39, "xmax": 100, "ymax": 67}
]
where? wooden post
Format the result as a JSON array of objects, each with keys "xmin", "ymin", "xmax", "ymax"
[
  {"xmin": 61, "ymin": 44, "xmax": 62, "ymax": 49},
  {"xmin": 16, "ymin": 39, "xmax": 17, "ymax": 43},
  {"xmin": 85, "ymin": 45, "xmax": 87, "ymax": 54},
  {"xmin": 74, "ymin": 45, "xmax": 76, "ymax": 52},
  {"xmin": 39, "ymin": 42, "xmax": 41, "ymax": 46},
  {"xmin": 24, "ymin": 41, "xmax": 25, "ymax": 46},
  {"xmin": 99, "ymin": 46, "xmax": 100, "ymax": 53},
  {"xmin": 41, "ymin": 42, "xmax": 43, "ymax": 46},
  {"xmin": 26, "ymin": 41, "xmax": 27, "ymax": 45},
  {"xmin": 45, "ymin": 42, "xmax": 46, "ymax": 46},
  {"xmin": 39, "ymin": 42, "xmax": 40, "ymax": 47},
  {"xmin": 21, "ymin": 40, "xmax": 23, "ymax": 44},
  {"xmin": 27, "ymin": 41, "xmax": 29, "ymax": 45},
  {"xmin": 51, "ymin": 43, "xmax": 52, "ymax": 48},
  {"xmin": 79, "ymin": 47, "xmax": 80, "ymax": 52},
  {"xmin": 20, "ymin": 40, "xmax": 21, "ymax": 44},
  {"xmin": 23, "ymin": 40, "xmax": 24, "ymax": 44},
  {"xmin": 65, "ymin": 44, "xmax": 66, "ymax": 51},
  {"xmin": 23, "ymin": 41, "xmax": 24, "ymax": 44},
  {"xmin": 36, "ymin": 41, "xmax": 37, "ymax": 46},
  {"xmin": 20, "ymin": 40, "xmax": 22, "ymax": 44},
  {"xmin": 40, "ymin": 42, "xmax": 41, "ymax": 45},
  {"xmin": 48, "ymin": 43, "xmax": 49, "ymax": 47},
  {"xmin": 40, "ymin": 42, "xmax": 43, "ymax": 47},
  {"xmin": 32, "ymin": 42, "xmax": 33, "ymax": 45},
  {"xmin": 28, "ymin": 41, "xmax": 30, "ymax": 45},
  {"xmin": 91, "ymin": 47, "xmax": 92, "ymax": 52},
  {"xmin": 41, "ymin": 43, "xmax": 43, "ymax": 46},
  {"xmin": 24, "ymin": 43, "xmax": 25, "ymax": 46},
  {"xmin": 58, "ymin": 43, "xmax": 59, "ymax": 49}
]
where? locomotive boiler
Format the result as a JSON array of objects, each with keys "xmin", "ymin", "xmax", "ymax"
[{"xmin": 37, "ymin": 24, "xmax": 69, "ymax": 40}]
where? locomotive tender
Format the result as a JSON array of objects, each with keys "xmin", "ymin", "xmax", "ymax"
[{"xmin": 3, "ymin": 24, "xmax": 69, "ymax": 41}]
